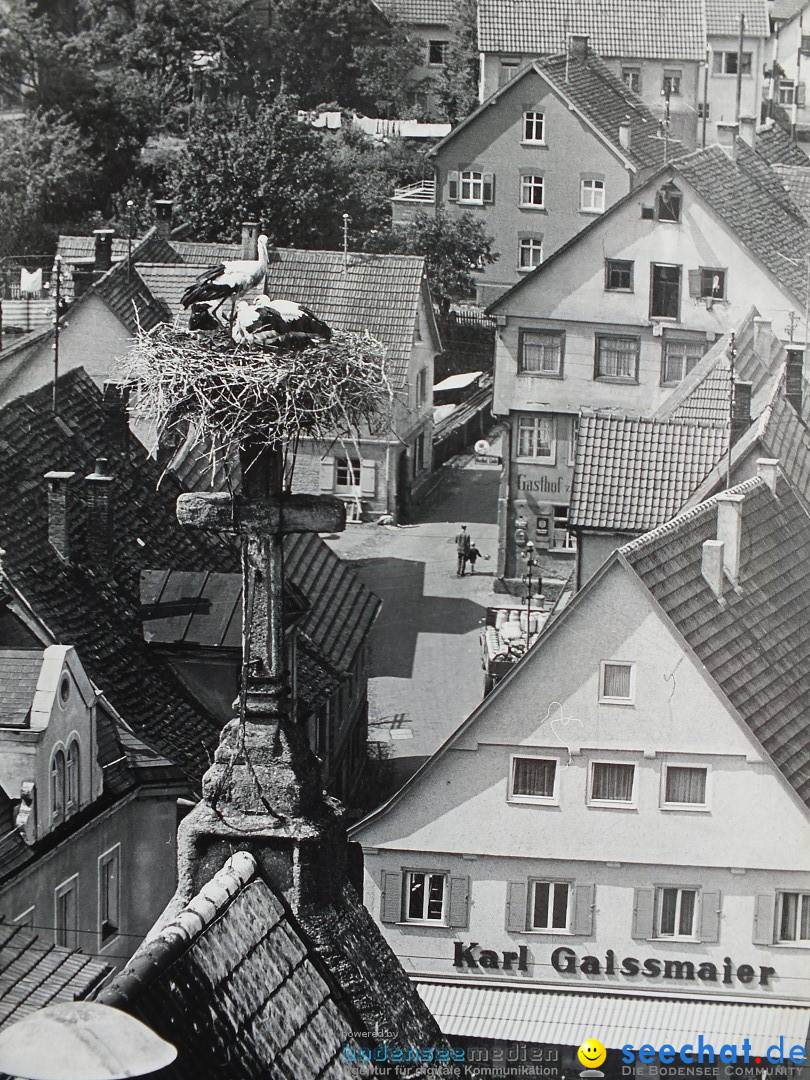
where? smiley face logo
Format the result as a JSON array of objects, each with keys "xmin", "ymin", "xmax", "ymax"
[{"xmin": 577, "ymin": 1039, "xmax": 607, "ymax": 1069}]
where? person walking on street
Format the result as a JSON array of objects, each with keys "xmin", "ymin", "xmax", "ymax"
[
  {"xmin": 467, "ymin": 543, "xmax": 482, "ymax": 574},
  {"xmin": 455, "ymin": 525, "xmax": 471, "ymax": 576}
]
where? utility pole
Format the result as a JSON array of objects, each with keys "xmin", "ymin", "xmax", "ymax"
[
  {"xmin": 127, "ymin": 200, "xmax": 135, "ymax": 280},
  {"xmin": 702, "ymin": 48, "xmax": 710, "ymax": 148},
  {"xmin": 727, "ymin": 332, "xmax": 736, "ymax": 490},
  {"xmin": 788, "ymin": 309, "xmax": 799, "ymax": 342},
  {"xmin": 49, "ymin": 257, "xmax": 63, "ymax": 415},
  {"xmin": 342, "ymin": 213, "xmax": 350, "ymax": 271},
  {"xmin": 521, "ymin": 541, "xmax": 542, "ymax": 653},
  {"xmin": 662, "ymin": 81, "xmax": 671, "ymax": 161},
  {"xmin": 735, "ymin": 13, "xmax": 745, "ymax": 123}
]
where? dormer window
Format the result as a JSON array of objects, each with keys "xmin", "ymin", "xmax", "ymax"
[
  {"xmin": 656, "ymin": 182, "xmax": 682, "ymax": 222},
  {"xmin": 51, "ymin": 748, "xmax": 66, "ymax": 822},
  {"xmin": 67, "ymin": 739, "xmax": 80, "ymax": 812}
]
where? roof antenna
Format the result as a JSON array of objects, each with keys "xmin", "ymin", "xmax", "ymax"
[{"xmin": 342, "ymin": 213, "xmax": 350, "ymax": 271}]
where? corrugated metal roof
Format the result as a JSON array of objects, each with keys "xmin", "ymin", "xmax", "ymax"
[{"xmin": 416, "ymin": 982, "xmax": 810, "ymax": 1051}]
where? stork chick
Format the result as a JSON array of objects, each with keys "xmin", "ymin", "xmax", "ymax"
[{"xmin": 232, "ymin": 294, "xmax": 332, "ymax": 348}]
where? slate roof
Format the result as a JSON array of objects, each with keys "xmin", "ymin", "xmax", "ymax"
[
  {"xmin": 704, "ymin": 0, "xmax": 769, "ymax": 36},
  {"xmin": 0, "ymin": 369, "xmax": 237, "ymax": 780},
  {"xmin": 568, "ymin": 416, "xmax": 728, "ymax": 531},
  {"xmin": 140, "ymin": 250, "xmax": 430, "ymax": 389},
  {"xmin": 0, "ymin": 919, "xmax": 110, "ymax": 1030},
  {"xmin": 754, "ymin": 123, "xmax": 810, "ymax": 167},
  {"xmin": 0, "ymin": 650, "xmax": 42, "ymax": 726},
  {"xmin": 622, "ymin": 473, "xmax": 810, "ymax": 808},
  {"xmin": 773, "ymin": 164, "xmax": 810, "ymax": 221},
  {"xmin": 477, "ymin": 0, "xmax": 707, "ymax": 59},
  {"xmin": 97, "ymin": 850, "xmax": 445, "ymax": 1080},
  {"xmin": 376, "ymin": 0, "xmax": 456, "ymax": 24}
]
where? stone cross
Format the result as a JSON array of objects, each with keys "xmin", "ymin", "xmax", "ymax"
[{"xmin": 176, "ymin": 438, "xmax": 345, "ymax": 819}]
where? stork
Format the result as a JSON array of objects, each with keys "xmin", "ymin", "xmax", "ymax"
[
  {"xmin": 187, "ymin": 300, "xmax": 231, "ymax": 334},
  {"xmin": 181, "ymin": 234, "xmax": 270, "ymax": 326},
  {"xmin": 232, "ymin": 295, "xmax": 332, "ymax": 348}
]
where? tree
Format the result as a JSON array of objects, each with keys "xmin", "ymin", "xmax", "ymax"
[
  {"xmin": 434, "ymin": 0, "xmax": 479, "ymax": 124},
  {"xmin": 365, "ymin": 209, "xmax": 498, "ymax": 315}
]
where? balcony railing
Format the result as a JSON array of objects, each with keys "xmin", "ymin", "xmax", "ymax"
[{"xmin": 392, "ymin": 180, "xmax": 437, "ymax": 203}]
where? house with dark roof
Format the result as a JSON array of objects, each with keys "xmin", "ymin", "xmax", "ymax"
[
  {"xmin": 374, "ymin": 0, "xmax": 458, "ymax": 116},
  {"xmin": 484, "ymin": 129, "xmax": 810, "ymax": 581},
  {"xmin": 413, "ymin": 40, "xmax": 680, "ymax": 305},
  {"xmin": 476, "ymin": 0, "xmax": 769, "ymax": 148},
  {"xmin": 350, "ymin": 460, "xmax": 810, "ymax": 1064}
]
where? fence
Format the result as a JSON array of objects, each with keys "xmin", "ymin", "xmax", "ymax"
[{"xmin": 435, "ymin": 308, "xmax": 497, "ymax": 381}]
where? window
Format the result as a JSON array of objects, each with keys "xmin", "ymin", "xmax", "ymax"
[
  {"xmin": 523, "ymin": 111, "xmax": 545, "ymax": 143},
  {"xmin": 460, "ymin": 170, "xmax": 483, "ymax": 203},
  {"xmin": 428, "ymin": 40, "xmax": 448, "ymax": 66},
  {"xmin": 499, "ymin": 61, "xmax": 519, "ymax": 87},
  {"xmin": 567, "ymin": 416, "xmax": 579, "ymax": 467},
  {"xmin": 622, "ymin": 67, "xmax": 641, "ymax": 93},
  {"xmin": 455, "ymin": 169, "xmax": 494, "ymax": 205},
  {"xmin": 599, "ymin": 660, "xmax": 635, "ymax": 703},
  {"xmin": 594, "ymin": 336, "xmax": 639, "ymax": 381},
  {"xmin": 517, "ymin": 415, "xmax": 555, "ymax": 460},
  {"xmin": 66, "ymin": 740, "xmax": 80, "ymax": 812},
  {"xmin": 416, "ymin": 366, "xmax": 428, "ymax": 405},
  {"xmin": 779, "ymin": 81, "xmax": 796, "ymax": 106},
  {"xmin": 656, "ymin": 887, "xmax": 698, "ymax": 938},
  {"xmin": 777, "ymin": 893, "xmax": 810, "ymax": 942},
  {"xmin": 650, "ymin": 263, "xmax": 681, "ymax": 319},
  {"xmin": 551, "ymin": 505, "xmax": 576, "ymax": 550},
  {"xmin": 335, "ymin": 458, "xmax": 361, "ymax": 490},
  {"xmin": 511, "ymin": 757, "xmax": 557, "ymax": 800},
  {"xmin": 518, "ymin": 330, "xmax": 563, "ymax": 375},
  {"xmin": 51, "ymin": 748, "xmax": 65, "ymax": 822},
  {"xmin": 662, "ymin": 337, "xmax": 704, "ymax": 385},
  {"xmin": 530, "ymin": 881, "xmax": 570, "ymax": 931},
  {"xmin": 699, "ymin": 267, "xmax": 726, "ymax": 299},
  {"xmin": 405, "ymin": 871, "xmax": 446, "ymax": 923},
  {"xmin": 655, "ymin": 183, "xmax": 682, "ymax": 222},
  {"xmin": 664, "ymin": 765, "xmax": 708, "ymax": 807},
  {"xmin": 413, "ymin": 432, "xmax": 426, "ymax": 475},
  {"xmin": 605, "ymin": 259, "xmax": 633, "ymax": 291},
  {"xmin": 802, "ymin": 34, "xmax": 810, "ymax": 53},
  {"xmin": 713, "ymin": 51, "xmax": 752, "ymax": 76},
  {"xmin": 518, "ymin": 237, "xmax": 543, "ymax": 270},
  {"xmin": 698, "ymin": 101, "xmax": 711, "ymax": 120},
  {"xmin": 520, "ymin": 174, "xmax": 544, "ymax": 208},
  {"xmin": 55, "ymin": 875, "xmax": 78, "ymax": 948},
  {"xmin": 590, "ymin": 762, "xmax": 635, "ymax": 803},
  {"xmin": 99, "ymin": 845, "xmax": 120, "ymax": 943},
  {"xmin": 662, "ymin": 70, "xmax": 681, "ymax": 96},
  {"xmin": 581, "ymin": 178, "xmax": 605, "ymax": 212}
]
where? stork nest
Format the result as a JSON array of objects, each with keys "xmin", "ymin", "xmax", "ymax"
[{"xmin": 118, "ymin": 323, "xmax": 393, "ymax": 459}]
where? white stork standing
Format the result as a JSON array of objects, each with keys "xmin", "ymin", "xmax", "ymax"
[
  {"xmin": 231, "ymin": 295, "xmax": 332, "ymax": 348},
  {"xmin": 181, "ymin": 234, "xmax": 270, "ymax": 326}
]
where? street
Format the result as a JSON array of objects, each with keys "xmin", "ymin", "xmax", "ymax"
[{"xmin": 326, "ymin": 444, "xmax": 513, "ymax": 791}]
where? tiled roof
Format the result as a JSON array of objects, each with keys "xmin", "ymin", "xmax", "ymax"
[
  {"xmin": 376, "ymin": 0, "xmax": 456, "ymax": 24},
  {"xmin": 569, "ymin": 416, "xmax": 728, "ymax": 531},
  {"xmin": 0, "ymin": 650, "xmax": 42, "ymax": 726},
  {"xmin": 171, "ymin": 240, "xmax": 242, "ymax": 263},
  {"xmin": 93, "ymin": 263, "xmax": 171, "ymax": 336},
  {"xmin": 771, "ymin": 0, "xmax": 808, "ymax": 19},
  {"xmin": 773, "ymin": 164, "xmax": 810, "ymax": 221},
  {"xmin": 97, "ymin": 850, "xmax": 445, "ymax": 1079},
  {"xmin": 0, "ymin": 920, "xmax": 110, "ymax": 1030},
  {"xmin": 0, "ymin": 369, "xmax": 237, "ymax": 780},
  {"xmin": 676, "ymin": 141, "xmax": 810, "ymax": 306},
  {"xmin": 757, "ymin": 382, "xmax": 810, "ymax": 502},
  {"xmin": 704, "ymin": 0, "xmax": 769, "ymax": 36},
  {"xmin": 55, "ymin": 227, "xmax": 183, "ymax": 269},
  {"xmin": 755, "ymin": 123, "xmax": 810, "ymax": 167},
  {"xmin": 623, "ymin": 474, "xmax": 810, "ymax": 808},
  {"xmin": 140, "ymin": 250, "xmax": 429, "ymax": 389},
  {"xmin": 477, "ymin": 0, "xmax": 706, "ymax": 59}
]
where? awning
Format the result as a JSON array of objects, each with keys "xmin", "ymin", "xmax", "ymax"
[{"xmin": 415, "ymin": 982, "xmax": 810, "ymax": 1052}]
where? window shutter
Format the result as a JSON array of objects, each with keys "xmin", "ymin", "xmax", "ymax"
[
  {"xmin": 448, "ymin": 875, "xmax": 470, "ymax": 928},
  {"xmin": 752, "ymin": 893, "xmax": 774, "ymax": 945},
  {"xmin": 380, "ymin": 871, "xmax": 402, "ymax": 923},
  {"xmin": 319, "ymin": 456, "xmax": 335, "ymax": 492},
  {"xmin": 798, "ymin": 82, "xmax": 807, "ymax": 107},
  {"xmin": 700, "ymin": 891, "xmax": 721, "ymax": 942},
  {"xmin": 360, "ymin": 460, "xmax": 376, "ymax": 496},
  {"xmin": 688, "ymin": 269, "xmax": 702, "ymax": 298},
  {"xmin": 632, "ymin": 887, "xmax": 655, "ymax": 938},
  {"xmin": 448, "ymin": 170, "xmax": 459, "ymax": 201},
  {"xmin": 573, "ymin": 884, "xmax": 595, "ymax": 936},
  {"xmin": 506, "ymin": 880, "xmax": 527, "ymax": 932},
  {"xmin": 483, "ymin": 173, "xmax": 495, "ymax": 204}
]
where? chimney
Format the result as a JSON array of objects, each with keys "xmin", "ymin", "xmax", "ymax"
[
  {"xmin": 71, "ymin": 268, "xmax": 95, "ymax": 299},
  {"xmin": 85, "ymin": 457, "xmax": 114, "ymax": 571},
  {"xmin": 619, "ymin": 121, "xmax": 632, "ymax": 150},
  {"xmin": 101, "ymin": 382, "xmax": 130, "ymax": 456},
  {"xmin": 241, "ymin": 221, "xmax": 260, "ymax": 259},
  {"xmin": 44, "ymin": 471, "xmax": 77, "ymax": 562},
  {"xmin": 154, "ymin": 199, "xmax": 173, "ymax": 239},
  {"xmin": 785, "ymin": 349, "xmax": 804, "ymax": 415},
  {"xmin": 731, "ymin": 380, "xmax": 753, "ymax": 445},
  {"xmin": 93, "ymin": 229, "xmax": 115, "ymax": 274},
  {"xmin": 757, "ymin": 457, "xmax": 780, "ymax": 495},
  {"xmin": 701, "ymin": 539, "xmax": 725, "ymax": 598},
  {"xmin": 739, "ymin": 116, "xmax": 756, "ymax": 148},
  {"xmin": 568, "ymin": 33, "xmax": 588, "ymax": 61},
  {"xmin": 716, "ymin": 491, "xmax": 744, "ymax": 584},
  {"xmin": 716, "ymin": 122, "xmax": 739, "ymax": 161}
]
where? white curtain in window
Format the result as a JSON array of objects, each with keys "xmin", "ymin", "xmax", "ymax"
[
  {"xmin": 513, "ymin": 758, "xmax": 555, "ymax": 797},
  {"xmin": 592, "ymin": 762, "xmax": 634, "ymax": 801},
  {"xmin": 666, "ymin": 766, "xmax": 706, "ymax": 804},
  {"xmin": 603, "ymin": 663, "xmax": 631, "ymax": 698}
]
